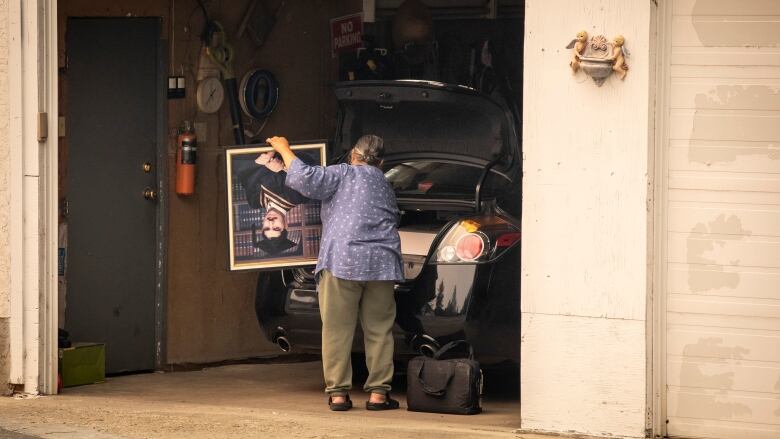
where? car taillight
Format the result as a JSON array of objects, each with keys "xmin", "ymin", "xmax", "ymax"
[
  {"xmin": 496, "ymin": 232, "xmax": 521, "ymax": 247},
  {"xmin": 455, "ymin": 233, "xmax": 486, "ymax": 261},
  {"xmin": 431, "ymin": 214, "xmax": 520, "ymax": 264}
]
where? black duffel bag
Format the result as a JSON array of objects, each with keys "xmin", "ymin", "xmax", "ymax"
[{"xmin": 406, "ymin": 341, "xmax": 483, "ymax": 415}]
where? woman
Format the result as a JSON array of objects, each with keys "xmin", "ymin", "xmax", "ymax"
[{"xmin": 266, "ymin": 135, "xmax": 404, "ymax": 411}]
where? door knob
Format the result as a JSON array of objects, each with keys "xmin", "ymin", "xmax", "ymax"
[
  {"xmin": 143, "ymin": 187, "xmax": 158, "ymax": 201},
  {"xmin": 142, "ymin": 162, "xmax": 152, "ymax": 173}
]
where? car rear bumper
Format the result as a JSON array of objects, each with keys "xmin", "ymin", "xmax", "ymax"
[{"xmin": 255, "ymin": 245, "xmax": 520, "ymax": 365}]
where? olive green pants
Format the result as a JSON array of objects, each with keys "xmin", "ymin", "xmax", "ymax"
[{"xmin": 318, "ymin": 270, "xmax": 396, "ymax": 396}]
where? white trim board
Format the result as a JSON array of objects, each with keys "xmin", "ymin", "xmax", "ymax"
[
  {"xmin": 652, "ymin": 0, "xmax": 673, "ymax": 436},
  {"xmin": 7, "ymin": 0, "xmax": 59, "ymax": 395},
  {"xmin": 8, "ymin": 0, "xmax": 26, "ymax": 387}
]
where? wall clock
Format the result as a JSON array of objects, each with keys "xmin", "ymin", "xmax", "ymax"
[{"xmin": 196, "ymin": 77, "xmax": 225, "ymax": 114}]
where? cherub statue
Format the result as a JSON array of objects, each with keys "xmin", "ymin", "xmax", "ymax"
[
  {"xmin": 611, "ymin": 34, "xmax": 630, "ymax": 80},
  {"xmin": 565, "ymin": 30, "xmax": 588, "ymax": 73}
]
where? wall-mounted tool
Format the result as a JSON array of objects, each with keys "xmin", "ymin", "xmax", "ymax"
[
  {"xmin": 237, "ymin": 0, "xmax": 285, "ymax": 48},
  {"xmin": 239, "ymin": 69, "xmax": 278, "ymax": 120},
  {"xmin": 205, "ymin": 21, "xmax": 246, "ymax": 145},
  {"xmin": 238, "ymin": 69, "xmax": 279, "ymax": 141}
]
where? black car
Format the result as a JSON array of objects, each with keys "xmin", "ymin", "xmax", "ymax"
[{"xmin": 255, "ymin": 80, "xmax": 521, "ymax": 367}]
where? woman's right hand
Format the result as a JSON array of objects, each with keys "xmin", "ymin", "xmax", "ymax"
[
  {"xmin": 266, "ymin": 136, "xmax": 297, "ymax": 168},
  {"xmin": 266, "ymin": 136, "xmax": 291, "ymax": 154}
]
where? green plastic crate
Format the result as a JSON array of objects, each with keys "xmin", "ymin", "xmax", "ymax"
[{"xmin": 58, "ymin": 342, "xmax": 105, "ymax": 388}]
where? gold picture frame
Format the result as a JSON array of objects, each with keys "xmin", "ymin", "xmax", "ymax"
[{"xmin": 225, "ymin": 141, "xmax": 327, "ymax": 271}]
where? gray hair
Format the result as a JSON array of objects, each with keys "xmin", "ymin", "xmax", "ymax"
[{"xmin": 351, "ymin": 134, "xmax": 385, "ymax": 167}]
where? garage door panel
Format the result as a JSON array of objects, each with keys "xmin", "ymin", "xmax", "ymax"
[
  {"xmin": 672, "ymin": 47, "xmax": 780, "ymax": 67},
  {"xmin": 667, "ymin": 358, "xmax": 780, "ymax": 394},
  {"xmin": 668, "ymin": 232, "xmax": 780, "ymax": 268},
  {"xmin": 668, "ymin": 171, "xmax": 780, "ymax": 193},
  {"xmin": 669, "ymin": 189, "xmax": 780, "ymax": 206},
  {"xmin": 668, "ymin": 264, "xmax": 780, "ymax": 300},
  {"xmin": 668, "ymin": 388, "xmax": 780, "ymax": 426},
  {"xmin": 672, "ymin": 16, "xmax": 780, "ymax": 48},
  {"xmin": 672, "ymin": 65, "xmax": 780, "ymax": 80},
  {"xmin": 668, "ymin": 204, "xmax": 780, "ymax": 236},
  {"xmin": 666, "ymin": 327, "xmax": 780, "ymax": 362},
  {"xmin": 669, "ymin": 313, "xmax": 780, "ymax": 332},
  {"xmin": 669, "ymin": 140, "xmax": 780, "ymax": 174},
  {"xmin": 665, "ymin": 2, "xmax": 780, "ymax": 436},
  {"xmin": 669, "ymin": 294, "xmax": 780, "ymax": 319},
  {"xmin": 670, "ymin": 109, "xmax": 780, "ymax": 143},
  {"xmin": 673, "ymin": 0, "xmax": 780, "ymax": 16},
  {"xmin": 670, "ymin": 80, "xmax": 780, "ymax": 111},
  {"xmin": 667, "ymin": 418, "xmax": 779, "ymax": 439}
]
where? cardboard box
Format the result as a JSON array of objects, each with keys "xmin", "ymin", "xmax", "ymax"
[{"xmin": 58, "ymin": 342, "xmax": 105, "ymax": 387}]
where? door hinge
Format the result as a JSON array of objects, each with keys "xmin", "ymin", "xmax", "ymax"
[
  {"xmin": 38, "ymin": 112, "xmax": 48, "ymax": 142},
  {"xmin": 60, "ymin": 198, "xmax": 69, "ymax": 219}
]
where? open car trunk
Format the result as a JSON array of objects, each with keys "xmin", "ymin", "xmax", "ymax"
[{"xmin": 333, "ymin": 80, "xmax": 521, "ymax": 182}]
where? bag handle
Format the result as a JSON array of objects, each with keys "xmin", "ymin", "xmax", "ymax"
[
  {"xmin": 416, "ymin": 361, "xmax": 455, "ymax": 397},
  {"xmin": 433, "ymin": 340, "xmax": 474, "ymax": 360}
]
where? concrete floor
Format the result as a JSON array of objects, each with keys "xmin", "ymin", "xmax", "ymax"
[{"xmin": 0, "ymin": 359, "xmax": 543, "ymax": 439}]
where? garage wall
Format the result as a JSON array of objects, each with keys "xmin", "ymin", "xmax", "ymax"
[
  {"xmin": 521, "ymin": 1, "xmax": 654, "ymax": 437},
  {"xmin": 662, "ymin": 1, "xmax": 780, "ymax": 438},
  {"xmin": 57, "ymin": 0, "xmax": 360, "ymax": 365},
  {"xmin": 0, "ymin": 0, "xmax": 9, "ymax": 393},
  {"xmin": 165, "ymin": 0, "xmax": 359, "ymax": 364}
]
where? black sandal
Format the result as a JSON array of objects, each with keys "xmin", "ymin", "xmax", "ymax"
[
  {"xmin": 328, "ymin": 394, "xmax": 352, "ymax": 411},
  {"xmin": 366, "ymin": 394, "xmax": 400, "ymax": 411}
]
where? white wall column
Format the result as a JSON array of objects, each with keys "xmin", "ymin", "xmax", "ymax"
[
  {"xmin": 8, "ymin": 0, "xmax": 58, "ymax": 395},
  {"xmin": 520, "ymin": 1, "xmax": 656, "ymax": 437}
]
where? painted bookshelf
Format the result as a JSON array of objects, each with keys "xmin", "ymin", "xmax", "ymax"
[{"xmin": 231, "ymin": 177, "xmax": 322, "ymax": 261}]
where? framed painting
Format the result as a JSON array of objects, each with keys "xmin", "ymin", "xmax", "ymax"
[{"xmin": 225, "ymin": 141, "xmax": 327, "ymax": 271}]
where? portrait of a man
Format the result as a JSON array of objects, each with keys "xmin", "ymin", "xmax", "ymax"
[
  {"xmin": 226, "ymin": 142, "xmax": 326, "ymax": 271},
  {"xmin": 252, "ymin": 207, "xmax": 300, "ymax": 256}
]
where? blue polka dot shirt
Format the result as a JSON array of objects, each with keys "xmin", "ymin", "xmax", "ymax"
[{"xmin": 286, "ymin": 158, "xmax": 404, "ymax": 282}]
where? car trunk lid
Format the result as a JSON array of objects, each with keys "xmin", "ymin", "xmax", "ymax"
[{"xmin": 333, "ymin": 80, "xmax": 520, "ymax": 176}]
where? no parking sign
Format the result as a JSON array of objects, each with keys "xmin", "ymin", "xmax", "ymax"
[{"xmin": 330, "ymin": 13, "xmax": 363, "ymax": 56}]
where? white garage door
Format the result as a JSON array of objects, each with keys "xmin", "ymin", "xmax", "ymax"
[{"xmin": 662, "ymin": 1, "xmax": 780, "ymax": 438}]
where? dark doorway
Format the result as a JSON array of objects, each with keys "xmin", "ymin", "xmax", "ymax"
[{"xmin": 65, "ymin": 18, "xmax": 163, "ymax": 373}]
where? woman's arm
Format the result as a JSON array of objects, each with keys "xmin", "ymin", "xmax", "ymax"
[{"xmin": 266, "ymin": 136, "xmax": 345, "ymax": 200}]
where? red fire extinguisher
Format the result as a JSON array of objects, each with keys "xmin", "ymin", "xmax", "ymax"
[{"xmin": 176, "ymin": 120, "xmax": 197, "ymax": 196}]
